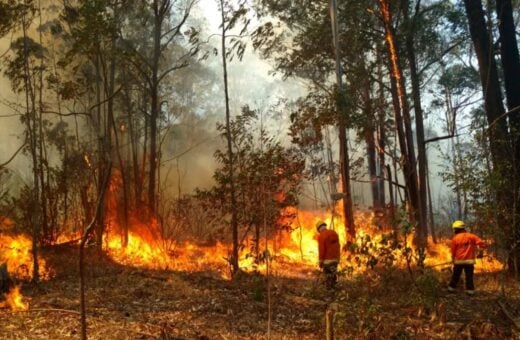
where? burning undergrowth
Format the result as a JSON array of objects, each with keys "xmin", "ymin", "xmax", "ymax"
[
  {"xmin": 0, "ymin": 233, "xmax": 52, "ymax": 311},
  {"xmin": 0, "ymin": 202, "xmax": 503, "ymax": 314},
  {"xmin": 100, "ymin": 206, "xmax": 502, "ymax": 280}
]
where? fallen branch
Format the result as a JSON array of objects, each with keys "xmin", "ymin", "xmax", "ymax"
[
  {"xmin": 43, "ymin": 238, "xmax": 81, "ymax": 249},
  {"xmin": 425, "ymin": 261, "xmax": 452, "ymax": 268},
  {"xmin": 18, "ymin": 308, "xmax": 81, "ymax": 315},
  {"xmin": 498, "ymin": 300, "xmax": 520, "ymax": 330}
]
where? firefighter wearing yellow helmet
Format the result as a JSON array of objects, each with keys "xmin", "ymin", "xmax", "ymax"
[
  {"xmin": 448, "ymin": 220, "xmax": 486, "ymax": 295},
  {"xmin": 316, "ymin": 220, "xmax": 340, "ymax": 289}
]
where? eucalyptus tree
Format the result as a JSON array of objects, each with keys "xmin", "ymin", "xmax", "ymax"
[
  {"xmin": 119, "ymin": 0, "xmax": 198, "ymax": 216},
  {"xmin": 202, "ymin": 106, "xmax": 305, "ymax": 265},
  {"xmin": 462, "ymin": 0, "xmax": 520, "ymax": 272},
  {"xmin": 2, "ymin": 0, "xmax": 44, "ymax": 282},
  {"xmin": 60, "ymin": 0, "xmax": 131, "ymax": 248},
  {"xmin": 252, "ymin": 0, "xmax": 391, "ymax": 239},
  {"xmin": 495, "ymin": 0, "xmax": 520, "ymax": 269}
]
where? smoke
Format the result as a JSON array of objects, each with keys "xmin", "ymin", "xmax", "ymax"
[{"xmin": 0, "ymin": 36, "xmax": 31, "ymax": 192}]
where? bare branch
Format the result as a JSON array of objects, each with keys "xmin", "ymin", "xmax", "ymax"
[
  {"xmin": 0, "ymin": 141, "xmax": 26, "ymax": 169},
  {"xmin": 424, "ymin": 134, "xmax": 458, "ymax": 145}
]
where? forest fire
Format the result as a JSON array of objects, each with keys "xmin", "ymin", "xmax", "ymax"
[
  {"xmin": 101, "ymin": 207, "xmax": 503, "ymax": 278},
  {"xmin": 0, "ymin": 285, "xmax": 28, "ymax": 311},
  {"xmin": 0, "ymin": 234, "xmax": 50, "ymax": 281},
  {"xmin": 0, "ymin": 234, "xmax": 50, "ymax": 311}
]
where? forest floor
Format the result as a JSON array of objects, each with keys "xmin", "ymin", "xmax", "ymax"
[{"xmin": 1, "ymin": 245, "xmax": 520, "ymax": 339}]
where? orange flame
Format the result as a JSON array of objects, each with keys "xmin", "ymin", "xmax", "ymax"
[
  {"xmin": 98, "ymin": 173, "xmax": 503, "ymax": 277},
  {"xmin": 100, "ymin": 205, "xmax": 502, "ymax": 279},
  {"xmin": 0, "ymin": 234, "xmax": 50, "ymax": 281},
  {"xmin": 0, "ymin": 285, "xmax": 28, "ymax": 311}
]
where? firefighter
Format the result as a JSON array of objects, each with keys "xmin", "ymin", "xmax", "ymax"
[
  {"xmin": 448, "ymin": 220, "xmax": 486, "ymax": 295},
  {"xmin": 316, "ymin": 221, "xmax": 340, "ymax": 289}
]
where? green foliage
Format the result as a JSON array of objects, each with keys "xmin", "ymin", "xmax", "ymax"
[
  {"xmin": 413, "ymin": 270, "xmax": 442, "ymax": 310},
  {"xmin": 0, "ymin": 1, "xmax": 35, "ymax": 37},
  {"xmin": 4, "ymin": 36, "xmax": 47, "ymax": 92},
  {"xmin": 438, "ymin": 121, "xmax": 502, "ymax": 238},
  {"xmin": 198, "ymin": 105, "xmax": 305, "ymax": 258}
]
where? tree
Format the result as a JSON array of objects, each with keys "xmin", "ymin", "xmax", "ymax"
[
  {"xmin": 204, "ymin": 106, "xmax": 305, "ymax": 266},
  {"xmin": 463, "ymin": 0, "xmax": 520, "ymax": 272},
  {"xmin": 3, "ymin": 0, "xmax": 44, "ymax": 282},
  {"xmin": 378, "ymin": 0, "xmax": 423, "ymax": 246},
  {"xmin": 329, "ymin": 0, "xmax": 355, "ymax": 241},
  {"xmin": 218, "ymin": 0, "xmax": 238, "ymax": 274}
]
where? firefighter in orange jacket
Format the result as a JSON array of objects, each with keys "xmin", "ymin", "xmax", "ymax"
[
  {"xmin": 316, "ymin": 221, "xmax": 340, "ymax": 289},
  {"xmin": 448, "ymin": 220, "xmax": 486, "ymax": 295}
]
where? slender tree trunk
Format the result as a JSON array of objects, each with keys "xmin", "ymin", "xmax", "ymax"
[
  {"xmin": 366, "ymin": 128, "xmax": 379, "ymax": 209},
  {"xmin": 148, "ymin": 2, "xmax": 162, "ymax": 216},
  {"xmin": 379, "ymin": 0, "xmax": 423, "ymax": 245},
  {"xmin": 403, "ymin": 0, "xmax": 428, "ymax": 244},
  {"xmin": 463, "ymin": 0, "xmax": 509, "ymax": 165},
  {"xmin": 220, "ymin": 0, "xmax": 239, "ymax": 274},
  {"xmin": 330, "ymin": 0, "xmax": 355, "ymax": 240},
  {"xmin": 36, "ymin": 1, "xmax": 48, "ymax": 244},
  {"xmin": 386, "ymin": 165, "xmax": 396, "ymax": 228},
  {"xmin": 94, "ymin": 51, "xmax": 107, "ymax": 252},
  {"xmin": 80, "ymin": 166, "xmax": 111, "ymax": 340},
  {"xmin": 496, "ymin": 0, "xmax": 520, "ymax": 268},
  {"xmin": 141, "ymin": 97, "xmax": 148, "ymax": 208},
  {"xmin": 363, "ymin": 78, "xmax": 380, "ymax": 210},
  {"xmin": 495, "ymin": 0, "xmax": 520, "ymax": 116},
  {"xmin": 377, "ymin": 59, "xmax": 386, "ymax": 208},
  {"xmin": 463, "ymin": 0, "xmax": 516, "ymax": 271},
  {"xmin": 22, "ymin": 11, "xmax": 40, "ymax": 283},
  {"xmin": 425, "ymin": 157, "xmax": 436, "ymax": 243}
]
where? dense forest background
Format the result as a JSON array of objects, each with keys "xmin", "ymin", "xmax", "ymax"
[{"xmin": 0, "ymin": 0, "xmax": 519, "ymax": 338}]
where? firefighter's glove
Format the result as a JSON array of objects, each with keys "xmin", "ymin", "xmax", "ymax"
[{"xmin": 476, "ymin": 250, "xmax": 484, "ymax": 259}]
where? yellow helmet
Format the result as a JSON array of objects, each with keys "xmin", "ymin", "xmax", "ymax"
[
  {"xmin": 452, "ymin": 220, "xmax": 465, "ymax": 229},
  {"xmin": 315, "ymin": 220, "xmax": 327, "ymax": 231}
]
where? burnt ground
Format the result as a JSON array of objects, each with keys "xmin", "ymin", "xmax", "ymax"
[{"xmin": 1, "ymin": 245, "xmax": 520, "ymax": 339}]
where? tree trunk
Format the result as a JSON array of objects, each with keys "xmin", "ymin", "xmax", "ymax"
[
  {"xmin": 495, "ymin": 0, "xmax": 520, "ymax": 116},
  {"xmin": 148, "ymin": 2, "xmax": 162, "ymax": 216},
  {"xmin": 463, "ymin": 0, "xmax": 509, "ymax": 165},
  {"xmin": 366, "ymin": 127, "xmax": 379, "ymax": 209},
  {"xmin": 403, "ymin": 0, "xmax": 428, "ymax": 244},
  {"xmin": 220, "ymin": 0, "xmax": 239, "ymax": 274},
  {"xmin": 425, "ymin": 157, "xmax": 436, "ymax": 243},
  {"xmin": 330, "ymin": 0, "xmax": 355, "ymax": 241},
  {"xmin": 386, "ymin": 165, "xmax": 396, "ymax": 228},
  {"xmin": 495, "ymin": 0, "xmax": 520, "ymax": 273},
  {"xmin": 21, "ymin": 11, "xmax": 40, "ymax": 283},
  {"xmin": 379, "ymin": 0, "xmax": 422, "ymax": 246},
  {"xmin": 363, "ymin": 79, "xmax": 380, "ymax": 210},
  {"xmin": 377, "ymin": 59, "xmax": 386, "ymax": 208},
  {"xmin": 463, "ymin": 0, "xmax": 516, "ymax": 271},
  {"xmin": 80, "ymin": 166, "xmax": 111, "ymax": 340}
]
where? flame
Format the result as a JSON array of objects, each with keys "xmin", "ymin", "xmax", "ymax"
[
  {"xmin": 0, "ymin": 233, "xmax": 52, "ymax": 312},
  {"xmin": 0, "ymin": 234, "xmax": 50, "ymax": 281},
  {"xmin": 100, "ymin": 204, "xmax": 502, "ymax": 279},
  {"xmin": 97, "ymin": 173, "xmax": 503, "ymax": 277},
  {"xmin": 0, "ymin": 285, "xmax": 28, "ymax": 311}
]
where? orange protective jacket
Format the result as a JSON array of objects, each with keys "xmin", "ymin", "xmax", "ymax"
[
  {"xmin": 318, "ymin": 229, "xmax": 340, "ymax": 263},
  {"xmin": 451, "ymin": 232, "xmax": 485, "ymax": 265}
]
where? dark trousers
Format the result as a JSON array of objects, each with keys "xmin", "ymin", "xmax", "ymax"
[
  {"xmin": 323, "ymin": 262, "xmax": 338, "ymax": 289},
  {"xmin": 449, "ymin": 264, "xmax": 475, "ymax": 290}
]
